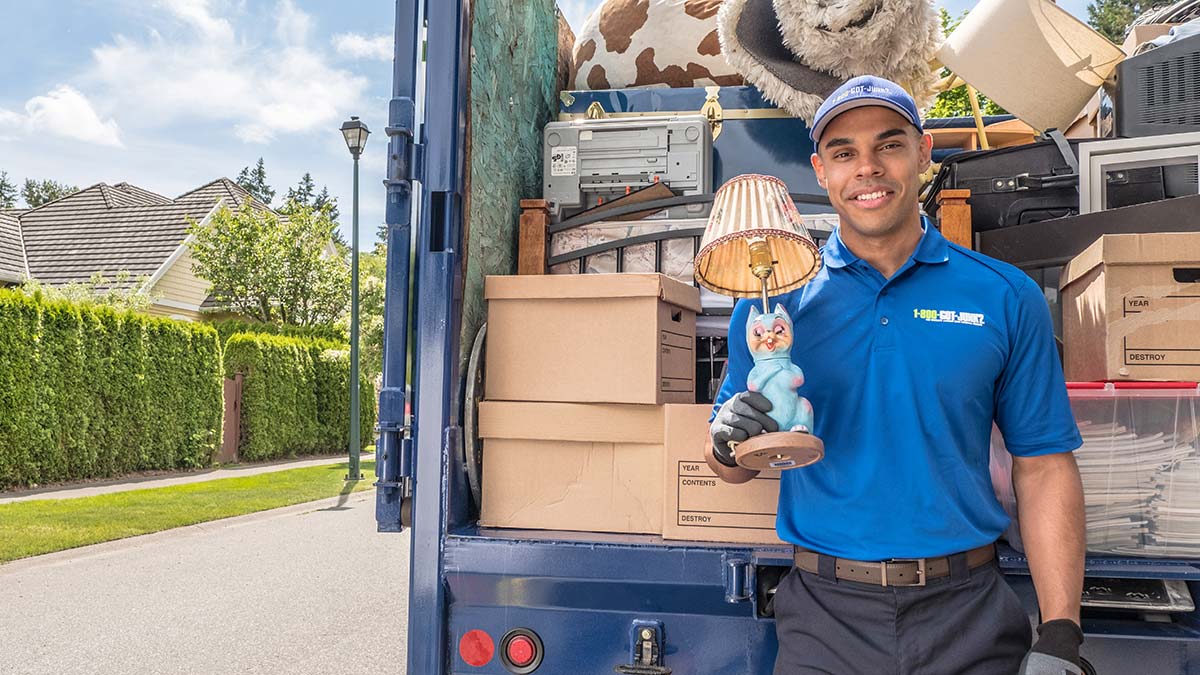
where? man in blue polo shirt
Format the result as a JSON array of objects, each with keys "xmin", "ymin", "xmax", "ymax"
[{"xmin": 706, "ymin": 76, "xmax": 1086, "ymax": 675}]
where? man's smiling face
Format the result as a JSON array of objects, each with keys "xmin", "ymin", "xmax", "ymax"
[{"xmin": 811, "ymin": 105, "xmax": 932, "ymax": 241}]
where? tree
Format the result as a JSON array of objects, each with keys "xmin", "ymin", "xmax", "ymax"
[
  {"xmin": 20, "ymin": 270, "xmax": 157, "ymax": 312},
  {"xmin": 280, "ymin": 173, "xmax": 340, "ymax": 223},
  {"xmin": 187, "ymin": 201, "xmax": 350, "ymax": 327},
  {"xmin": 284, "ymin": 172, "xmax": 316, "ymax": 206},
  {"xmin": 357, "ymin": 245, "xmax": 387, "ymax": 379},
  {"xmin": 22, "ymin": 178, "xmax": 79, "ymax": 208},
  {"xmin": 1087, "ymin": 0, "xmax": 1168, "ymax": 42},
  {"xmin": 0, "ymin": 172, "xmax": 16, "ymax": 209},
  {"xmin": 928, "ymin": 9, "xmax": 1006, "ymax": 119},
  {"xmin": 313, "ymin": 186, "xmax": 340, "ymax": 223},
  {"xmin": 235, "ymin": 158, "xmax": 276, "ymax": 205}
]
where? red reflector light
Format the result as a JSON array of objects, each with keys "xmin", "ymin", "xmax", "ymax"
[
  {"xmin": 459, "ymin": 629, "xmax": 494, "ymax": 667},
  {"xmin": 506, "ymin": 635, "xmax": 535, "ymax": 666},
  {"xmin": 500, "ymin": 628, "xmax": 544, "ymax": 673}
]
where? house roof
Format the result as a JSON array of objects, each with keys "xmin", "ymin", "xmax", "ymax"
[
  {"xmin": 0, "ymin": 209, "xmax": 27, "ymax": 283},
  {"xmin": 176, "ymin": 178, "xmax": 260, "ymax": 210},
  {"xmin": 13, "ymin": 178, "xmax": 268, "ymax": 289}
]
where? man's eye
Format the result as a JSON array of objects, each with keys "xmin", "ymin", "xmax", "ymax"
[
  {"xmin": 881, "ymin": 143, "xmax": 901, "ymax": 151},
  {"xmin": 834, "ymin": 152, "xmax": 851, "ymax": 160}
]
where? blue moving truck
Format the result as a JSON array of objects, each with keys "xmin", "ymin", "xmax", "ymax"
[{"xmin": 376, "ymin": 1, "xmax": 1200, "ymax": 672}]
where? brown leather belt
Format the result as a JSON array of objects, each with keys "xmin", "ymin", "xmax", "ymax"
[{"xmin": 793, "ymin": 543, "xmax": 996, "ymax": 587}]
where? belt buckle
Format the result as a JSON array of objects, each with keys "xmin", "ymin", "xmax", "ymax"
[{"xmin": 880, "ymin": 558, "xmax": 927, "ymax": 587}]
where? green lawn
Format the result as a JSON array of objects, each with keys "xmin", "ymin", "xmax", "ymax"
[{"xmin": 0, "ymin": 460, "xmax": 375, "ymax": 563}]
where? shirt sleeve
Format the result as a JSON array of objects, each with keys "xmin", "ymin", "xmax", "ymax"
[
  {"xmin": 994, "ymin": 276, "xmax": 1083, "ymax": 457},
  {"xmin": 709, "ymin": 298, "xmax": 755, "ymax": 422}
]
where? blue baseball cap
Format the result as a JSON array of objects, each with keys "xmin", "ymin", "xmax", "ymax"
[{"xmin": 810, "ymin": 75, "xmax": 923, "ymax": 146}]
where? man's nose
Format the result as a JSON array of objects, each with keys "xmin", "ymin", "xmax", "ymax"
[{"xmin": 853, "ymin": 152, "xmax": 885, "ymax": 179}]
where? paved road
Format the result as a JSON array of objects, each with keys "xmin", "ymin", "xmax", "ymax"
[{"xmin": 0, "ymin": 489, "xmax": 410, "ymax": 674}]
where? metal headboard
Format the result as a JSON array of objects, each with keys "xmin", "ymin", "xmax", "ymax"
[{"xmin": 547, "ymin": 192, "xmax": 835, "ymax": 275}]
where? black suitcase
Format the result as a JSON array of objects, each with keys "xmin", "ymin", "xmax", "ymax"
[{"xmin": 924, "ymin": 133, "xmax": 1080, "ymax": 232}]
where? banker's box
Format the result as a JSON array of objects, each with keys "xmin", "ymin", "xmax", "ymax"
[
  {"xmin": 478, "ymin": 402, "xmax": 784, "ymax": 545},
  {"xmin": 661, "ymin": 404, "xmax": 786, "ymax": 546},
  {"xmin": 484, "ymin": 273, "xmax": 700, "ymax": 404},
  {"xmin": 1061, "ymin": 232, "xmax": 1200, "ymax": 382}
]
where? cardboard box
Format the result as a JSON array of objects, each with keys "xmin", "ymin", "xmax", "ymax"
[
  {"xmin": 661, "ymin": 404, "xmax": 786, "ymax": 545},
  {"xmin": 478, "ymin": 401, "xmax": 665, "ymax": 534},
  {"xmin": 1062, "ymin": 233, "xmax": 1200, "ymax": 381},
  {"xmin": 1122, "ymin": 23, "xmax": 1178, "ymax": 55},
  {"xmin": 485, "ymin": 273, "xmax": 700, "ymax": 404}
]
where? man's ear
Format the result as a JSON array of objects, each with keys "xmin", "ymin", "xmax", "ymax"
[
  {"xmin": 811, "ymin": 151, "xmax": 826, "ymax": 190},
  {"xmin": 918, "ymin": 132, "xmax": 933, "ymax": 174}
]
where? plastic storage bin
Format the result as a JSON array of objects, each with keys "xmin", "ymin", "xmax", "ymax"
[{"xmin": 992, "ymin": 382, "xmax": 1200, "ymax": 557}]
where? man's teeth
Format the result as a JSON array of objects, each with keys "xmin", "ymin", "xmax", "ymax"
[{"xmin": 855, "ymin": 191, "xmax": 887, "ymax": 201}]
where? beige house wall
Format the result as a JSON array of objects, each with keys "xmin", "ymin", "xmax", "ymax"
[{"xmin": 146, "ymin": 247, "xmax": 210, "ymax": 322}]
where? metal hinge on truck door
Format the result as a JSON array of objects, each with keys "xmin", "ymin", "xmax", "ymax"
[
  {"xmin": 385, "ymin": 95, "xmax": 424, "ymax": 184},
  {"xmin": 724, "ymin": 555, "xmax": 753, "ymax": 603},
  {"xmin": 614, "ymin": 620, "xmax": 671, "ymax": 674}
]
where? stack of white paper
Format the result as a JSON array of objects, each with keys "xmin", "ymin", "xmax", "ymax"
[
  {"xmin": 1073, "ymin": 421, "xmax": 1194, "ymax": 553},
  {"xmin": 1141, "ymin": 457, "xmax": 1200, "ymax": 556}
]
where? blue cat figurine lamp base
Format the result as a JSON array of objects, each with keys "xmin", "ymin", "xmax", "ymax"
[
  {"xmin": 733, "ymin": 302, "xmax": 825, "ymax": 470},
  {"xmin": 693, "ymin": 174, "xmax": 825, "ymax": 471}
]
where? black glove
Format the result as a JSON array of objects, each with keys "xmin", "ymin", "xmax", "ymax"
[
  {"xmin": 1018, "ymin": 619, "xmax": 1084, "ymax": 675},
  {"xmin": 709, "ymin": 392, "xmax": 777, "ymax": 468}
]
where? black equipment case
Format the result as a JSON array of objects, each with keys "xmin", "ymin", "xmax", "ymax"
[{"xmin": 923, "ymin": 133, "xmax": 1080, "ymax": 232}]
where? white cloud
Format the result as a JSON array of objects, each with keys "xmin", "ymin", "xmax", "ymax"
[
  {"xmin": 162, "ymin": 0, "xmax": 234, "ymax": 40},
  {"xmin": 0, "ymin": 85, "xmax": 123, "ymax": 147},
  {"xmin": 332, "ymin": 33, "xmax": 392, "ymax": 61},
  {"xmin": 275, "ymin": 0, "xmax": 312, "ymax": 45},
  {"xmin": 84, "ymin": 0, "xmax": 367, "ymax": 144}
]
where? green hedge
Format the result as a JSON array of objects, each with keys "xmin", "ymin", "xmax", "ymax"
[
  {"xmin": 224, "ymin": 333, "xmax": 375, "ymax": 461},
  {"xmin": 0, "ymin": 290, "xmax": 224, "ymax": 489},
  {"xmin": 210, "ymin": 319, "xmax": 346, "ymax": 347}
]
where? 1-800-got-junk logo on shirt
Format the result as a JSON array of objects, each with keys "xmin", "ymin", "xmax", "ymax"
[{"xmin": 913, "ymin": 308, "xmax": 986, "ymax": 327}]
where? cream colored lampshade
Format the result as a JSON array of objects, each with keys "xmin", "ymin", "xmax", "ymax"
[
  {"xmin": 694, "ymin": 174, "xmax": 822, "ymax": 299},
  {"xmin": 937, "ymin": 0, "xmax": 1124, "ymax": 133}
]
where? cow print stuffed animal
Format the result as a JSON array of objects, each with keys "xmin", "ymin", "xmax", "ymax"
[{"xmin": 571, "ymin": 0, "xmax": 745, "ymax": 90}]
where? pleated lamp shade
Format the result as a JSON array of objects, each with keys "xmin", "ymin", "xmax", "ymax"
[{"xmin": 694, "ymin": 174, "xmax": 822, "ymax": 299}]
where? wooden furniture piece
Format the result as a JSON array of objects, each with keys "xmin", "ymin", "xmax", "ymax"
[
  {"xmin": 937, "ymin": 189, "xmax": 973, "ymax": 250},
  {"xmin": 518, "ymin": 199, "xmax": 550, "ymax": 275}
]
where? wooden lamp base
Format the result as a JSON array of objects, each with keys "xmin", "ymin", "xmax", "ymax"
[{"xmin": 735, "ymin": 431, "xmax": 825, "ymax": 470}]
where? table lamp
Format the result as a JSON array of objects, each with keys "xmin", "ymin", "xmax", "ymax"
[{"xmin": 694, "ymin": 174, "xmax": 825, "ymax": 470}]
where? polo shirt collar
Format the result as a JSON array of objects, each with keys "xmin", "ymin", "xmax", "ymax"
[
  {"xmin": 823, "ymin": 215, "xmax": 950, "ymax": 269},
  {"xmin": 913, "ymin": 216, "xmax": 950, "ymax": 264}
]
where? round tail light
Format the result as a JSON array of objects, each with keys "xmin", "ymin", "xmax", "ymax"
[{"xmin": 499, "ymin": 628, "xmax": 543, "ymax": 673}]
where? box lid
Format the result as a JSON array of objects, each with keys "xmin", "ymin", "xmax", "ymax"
[
  {"xmin": 478, "ymin": 401, "xmax": 664, "ymax": 443},
  {"xmin": 485, "ymin": 273, "xmax": 703, "ymax": 313},
  {"xmin": 1061, "ymin": 233, "xmax": 1200, "ymax": 290}
]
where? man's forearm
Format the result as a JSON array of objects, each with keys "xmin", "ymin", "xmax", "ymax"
[
  {"xmin": 705, "ymin": 437, "xmax": 760, "ymax": 484},
  {"xmin": 1013, "ymin": 452, "xmax": 1085, "ymax": 625}
]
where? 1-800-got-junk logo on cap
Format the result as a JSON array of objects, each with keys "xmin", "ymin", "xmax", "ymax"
[{"xmin": 810, "ymin": 75, "xmax": 923, "ymax": 144}]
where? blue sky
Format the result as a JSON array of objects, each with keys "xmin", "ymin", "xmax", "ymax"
[
  {"xmin": 1, "ymin": 0, "xmax": 1093, "ymax": 245},
  {"xmin": 0, "ymin": 0, "xmax": 394, "ymax": 242}
]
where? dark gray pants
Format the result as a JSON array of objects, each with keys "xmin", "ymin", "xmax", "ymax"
[{"xmin": 773, "ymin": 560, "xmax": 1033, "ymax": 674}]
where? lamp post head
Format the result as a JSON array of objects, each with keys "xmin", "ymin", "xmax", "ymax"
[{"xmin": 340, "ymin": 116, "xmax": 370, "ymax": 159}]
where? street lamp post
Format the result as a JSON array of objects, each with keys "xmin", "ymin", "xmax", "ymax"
[{"xmin": 340, "ymin": 116, "xmax": 370, "ymax": 481}]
